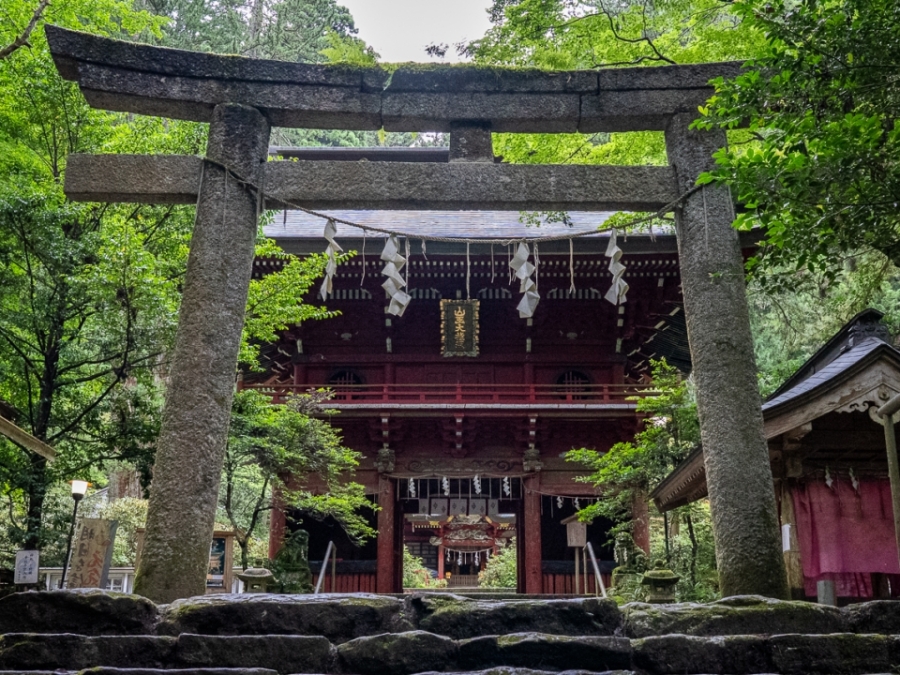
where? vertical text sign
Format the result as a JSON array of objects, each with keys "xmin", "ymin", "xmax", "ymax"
[
  {"xmin": 441, "ymin": 300, "xmax": 480, "ymax": 357},
  {"xmin": 68, "ymin": 518, "xmax": 118, "ymax": 589}
]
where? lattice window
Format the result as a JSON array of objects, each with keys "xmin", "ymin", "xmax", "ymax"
[
  {"xmin": 477, "ymin": 287, "xmax": 512, "ymax": 300},
  {"xmin": 556, "ymin": 370, "xmax": 591, "ymax": 398},
  {"xmin": 547, "ymin": 287, "xmax": 602, "ymax": 300},
  {"xmin": 409, "ymin": 288, "xmax": 442, "ymax": 299},
  {"xmin": 331, "ymin": 288, "xmax": 372, "ymax": 300},
  {"xmin": 328, "ymin": 370, "xmax": 364, "ymax": 387}
]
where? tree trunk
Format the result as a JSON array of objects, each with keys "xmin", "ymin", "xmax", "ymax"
[
  {"xmin": 23, "ymin": 454, "xmax": 47, "ymax": 550},
  {"xmin": 134, "ymin": 103, "xmax": 270, "ymax": 603},
  {"xmin": 664, "ymin": 114, "xmax": 788, "ymax": 599},
  {"xmin": 686, "ymin": 510, "xmax": 698, "ymax": 590}
]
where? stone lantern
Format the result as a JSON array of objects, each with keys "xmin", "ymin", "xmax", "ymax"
[
  {"xmin": 237, "ymin": 567, "xmax": 276, "ymax": 593},
  {"xmin": 641, "ymin": 560, "xmax": 679, "ymax": 603}
]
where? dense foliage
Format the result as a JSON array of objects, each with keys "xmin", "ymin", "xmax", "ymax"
[
  {"xmin": 698, "ymin": 0, "xmax": 900, "ymax": 281},
  {"xmin": 478, "ymin": 543, "xmax": 517, "ymax": 589},
  {"xmin": 221, "ymin": 390, "xmax": 374, "ymax": 567},
  {"xmin": 0, "ymin": 0, "xmax": 367, "ymax": 568},
  {"xmin": 402, "ymin": 546, "xmax": 447, "ymax": 589},
  {"xmin": 567, "ymin": 360, "xmax": 717, "ymax": 601}
]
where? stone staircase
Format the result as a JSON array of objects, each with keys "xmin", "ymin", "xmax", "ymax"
[{"xmin": 2, "ymin": 590, "xmax": 900, "ymax": 674}]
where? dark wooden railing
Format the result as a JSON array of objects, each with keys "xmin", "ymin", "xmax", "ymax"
[{"xmin": 243, "ymin": 383, "xmax": 654, "ymax": 405}]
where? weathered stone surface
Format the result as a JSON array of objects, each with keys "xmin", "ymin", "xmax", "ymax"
[
  {"xmin": 449, "ymin": 124, "xmax": 494, "ymax": 163},
  {"xmin": 0, "ymin": 589, "xmax": 159, "ymax": 636},
  {"xmin": 416, "ymin": 670, "xmax": 635, "ymax": 675},
  {"xmin": 78, "ymin": 64, "xmax": 383, "ymax": 129},
  {"xmin": 158, "ymin": 594, "xmax": 409, "ymax": 643},
  {"xmin": 596, "ymin": 61, "xmax": 743, "ymax": 91},
  {"xmin": 844, "ymin": 600, "xmax": 900, "ymax": 634},
  {"xmin": 132, "ymin": 103, "xmax": 270, "ymax": 603},
  {"xmin": 65, "ymin": 154, "xmax": 202, "ymax": 205},
  {"xmin": 47, "ymin": 25, "xmax": 744, "ymax": 133},
  {"xmin": 46, "ymin": 24, "xmax": 376, "ymax": 87},
  {"xmin": 633, "ymin": 634, "xmax": 770, "ymax": 674},
  {"xmin": 0, "ymin": 635, "xmax": 175, "ymax": 671},
  {"xmin": 175, "ymin": 634, "xmax": 332, "ymax": 674},
  {"xmin": 265, "ymin": 161, "xmax": 678, "ymax": 212},
  {"xmin": 665, "ymin": 113, "xmax": 789, "ymax": 599},
  {"xmin": 82, "ymin": 670, "xmax": 279, "ymax": 675},
  {"xmin": 414, "ymin": 595, "xmax": 622, "ymax": 639},
  {"xmin": 769, "ymin": 633, "xmax": 892, "ymax": 674},
  {"xmin": 382, "ymin": 91, "xmax": 580, "ymax": 133},
  {"xmin": 623, "ymin": 595, "xmax": 845, "ymax": 638},
  {"xmin": 336, "ymin": 630, "xmax": 457, "ymax": 675},
  {"xmin": 457, "ymin": 634, "xmax": 632, "ymax": 673},
  {"xmin": 64, "ymin": 155, "xmax": 678, "ymax": 212},
  {"xmin": 386, "ymin": 65, "xmax": 598, "ymax": 93},
  {"xmin": 579, "ymin": 89, "xmax": 715, "ymax": 133}
]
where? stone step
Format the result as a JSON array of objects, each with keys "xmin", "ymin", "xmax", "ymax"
[
  {"xmin": 8, "ymin": 590, "xmax": 900, "ymax": 642},
  {"xmin": 0, "ymin": 671, "xmax": 279, "ymax": 675},
  {"xmin": 2, "ymin": 631, "xmax": 900, "ymax": 674}
]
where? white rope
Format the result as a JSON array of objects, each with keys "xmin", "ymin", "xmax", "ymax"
[
  {"xmin": 569, "ymin": 238, "xmax": 576, "ymax": 294},
  {"xmin": 466, "ymin": 242, "xmax": 471, "ymax": 300},
  {"xmin": 360, "ymin": 228, "xmax": 367, "ymax": 287}
]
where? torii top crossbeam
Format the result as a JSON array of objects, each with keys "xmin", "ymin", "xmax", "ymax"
[{"xmin": 47, "ymin": 25, "xmax": 740, "ymax": 134}]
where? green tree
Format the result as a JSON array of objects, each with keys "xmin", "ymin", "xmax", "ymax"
[
  {"xmin": 567, "ymin": 360, "xmax": 699, "ymax": 530},
  {"xmin": 0, "ymin": 0, "xmax": 197, "ymax": 555},
  {"xmin": 402, "ymin": 546, "xmax": 446, "ymax": 589},
  {"xmin": 697, "ymin": 0, "xmax": 900, "ymax": 278},
  {"xmin": 478, "ymin": 543, "xmax": 517, "ymax": 588},
  {"xmin": 566, "ymin": 360, "xmax": 715, "ymax": 599},
  {"xmin": 467, "ymin": 0, "xmax": 765, "ymax": 169},
  {"xmin": 220, "ymin": 388, "xmax": 375, "ymax": 568}
]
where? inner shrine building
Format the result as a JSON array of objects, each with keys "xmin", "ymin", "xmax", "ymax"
[{"xmin": 246, "ymin": 185, "xmax": 692, "ymax": 594}]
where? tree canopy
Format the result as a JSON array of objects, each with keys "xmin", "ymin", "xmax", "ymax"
[{"xmin": 698, "ymin": 0, "xmax": 900, "ymax": 281}]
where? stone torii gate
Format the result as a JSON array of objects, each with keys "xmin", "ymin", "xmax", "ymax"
[{"xmin": 46, "ymin": 25, "xmax": 788, "ymax": 602}]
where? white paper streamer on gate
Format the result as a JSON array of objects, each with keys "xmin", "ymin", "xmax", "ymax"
[
  {"xmin": 380, "ymin": 235, "xmax": 411, "ymax": 316},
  {"xmin": 319, "ymin": 219, "xmax": 342, "ymax": 301},
  {"xmin": 509, "ymin": 242, "xmax": 540, "ymax": 318},
  {"xmin": 603, "ymin": 229, "xmax": 629, "ymax": 305}
]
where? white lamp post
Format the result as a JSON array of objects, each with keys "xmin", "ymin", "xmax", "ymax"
[{"xmin": 59, "ymin": 479, "xmax": 88, "ymax": 589}]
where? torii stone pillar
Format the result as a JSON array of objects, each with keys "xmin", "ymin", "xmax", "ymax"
[
  {"xmin": 133, "ymin": 104, "xmax": 271, "ymax": 602},
  {"xmin": 665, "ymin": 114, "xmax": 788, "ymax": 599}
]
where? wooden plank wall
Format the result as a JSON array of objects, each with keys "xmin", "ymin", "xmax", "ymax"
[
  {"xmin": 542, "ymin": 573, "xmax": 612, "ymax": 595},
  {"xmin": 320, "ymin": 573, "xmax": 377, "ymax": 593}
]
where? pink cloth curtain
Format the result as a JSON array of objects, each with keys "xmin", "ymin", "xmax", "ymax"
[{"xmin": 791, "ymin": 478, "xmax": 900, "ymax": 598}]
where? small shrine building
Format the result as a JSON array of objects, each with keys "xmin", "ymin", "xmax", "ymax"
[
  {"xmin": 245, "ymin": 183, "xmax": 692, "ymax": 594},
  {"xmin": 653, "ymin": 309, "xmax": 900, "ymax": 602}
]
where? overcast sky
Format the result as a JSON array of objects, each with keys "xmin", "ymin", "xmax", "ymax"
[{"xmin": 338, "ymin": 0, "xmax": 494, "ymax": 63}]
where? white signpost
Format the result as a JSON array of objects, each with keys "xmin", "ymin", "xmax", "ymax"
[{"xmin": 14, "ymin": 549, "xmax": 39, "ymax": 585}]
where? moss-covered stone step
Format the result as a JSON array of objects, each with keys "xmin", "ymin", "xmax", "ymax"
[
  {"xmin": 0, "ymin": 634, "xmax": 331, "ymax": 673},
  {"xmin": 633, "ymin": 633, "xmax": 900, "ymax": 674},
  {"xmin": 0, "ymin": 670, "xmax": 280, "ymax": 675}
]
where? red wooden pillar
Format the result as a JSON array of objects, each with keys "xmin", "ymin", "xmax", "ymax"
[
  {"xmin": 632, "ymin": 491, "xmax": 651, "ymax": 555},
  {"xmin": 523, "ymin": 474, "xmax": 543, "ymax": 594},
  {"xmin": 376, "ymin": 476, "xmax": 398, "ymax": 593},
  {"xmin": 268, "ymin": 485, "xmax": 286, "ymax": 559},
  {"xmin": 437, "ymin": 544, "xmax": 445, "ymax": 580}
]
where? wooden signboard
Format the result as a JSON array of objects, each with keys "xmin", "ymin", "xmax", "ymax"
[
  {"xmin": 68, "ymin": 518, "xmax": 118, "ymax": 589},
  {"xmin": 14, "ymin": 550, "xmax": 39, "ymax": 585},
  {"xmin": 441, "ymin": 300, "xmax": 479, "ymax": 357}
]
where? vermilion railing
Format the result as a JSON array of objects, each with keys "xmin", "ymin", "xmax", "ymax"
[{"xmin": 243, "ymin": 383, "xmax": 655, "ymax": 405}]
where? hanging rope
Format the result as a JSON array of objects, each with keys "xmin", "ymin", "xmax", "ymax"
[
  {"xmin": 569, "ymin": 238, "xmax": 576, "ymax": 294},
  {"xmin": 360, "ymin": 228, "xmax": 367, "ymax": 287},
  {"xmin": 466, "ymin": 242, "xmax": 471, "ymax": 300}
]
